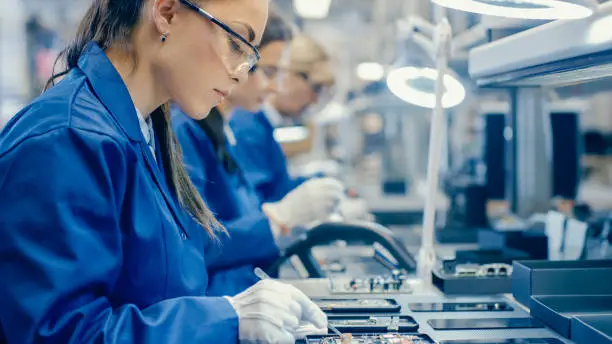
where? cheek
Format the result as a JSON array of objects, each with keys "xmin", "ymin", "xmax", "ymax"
[
  {"xmin": 294, "ymin": 86, "xmax": 312, "ymax": 105},
  {"xmin": 162, "ymin": 40, "xmax": 222, "ymax": 116}
]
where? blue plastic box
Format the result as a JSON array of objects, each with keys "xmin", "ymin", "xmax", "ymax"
[
  {"xmin": 572, "ymin": 314, "xmax": 612, "ymax": 344},
  {"xmin": 512, "ymin": 260, "xmax": 612, "ymax": 308}
]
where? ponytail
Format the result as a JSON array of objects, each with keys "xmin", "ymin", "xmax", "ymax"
[
  {"xmin": 45, "ymin": 0, "xmax": 221, "ymax": 236},
  {"xmin": 152, "ymin": 105, "xmax": 222, "ymax": 236}
]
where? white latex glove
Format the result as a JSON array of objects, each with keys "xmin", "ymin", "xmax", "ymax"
[
  {"xmin": 338, "ymin": 197, "xmax": 374, "ymax": 222},
  {"xmin": 262, "ymin": 177, "xmax": 344, "ymax": 234},
  {"xmin": 225, "ymin": 279, "xmax": 327, "ymax": 344}
]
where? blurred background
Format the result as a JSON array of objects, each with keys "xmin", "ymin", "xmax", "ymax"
[{"xmin": 3, "ymin": 0, "xmax": 612, "ymax": 224}]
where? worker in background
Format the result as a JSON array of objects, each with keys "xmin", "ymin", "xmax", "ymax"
[
  {"xmin": 229, "ymin": 34, "xmax": 334, "ymax": 204},
  {"xmin": 173, "ymin": 10, "xmax": 344, "ymax": 297},
  {"xmin": 0, "ymin": 0, "xmax": 326, "ymax": 343},
  {"xmin": 230, "ymin": 34, "xmax": 373, "ymax": 220}
]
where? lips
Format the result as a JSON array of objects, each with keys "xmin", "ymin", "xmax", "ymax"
[{"xmin": 214, "ymin": 89, "xmax": 229, "ymax": 99}]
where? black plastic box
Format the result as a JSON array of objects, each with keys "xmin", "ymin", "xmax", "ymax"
[
  {"xmin": 512, "ymin": 260, "xmax": 612, "ymax": 308},
  {"xmin": 432, "ymin": 268, "xmax": 511, "ymax": 295},
  {"xmin": 530, "ymin": 295, "xmax": 612, "ymax": 338},
  {"xmin": 571, "ymin": 314, "xmax": 612, "ymax": 344},
  {"xmin": 478, "ymin": 229, "xmax": 548, "ymax": 259}
]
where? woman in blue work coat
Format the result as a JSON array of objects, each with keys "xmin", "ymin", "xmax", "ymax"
[
  {"xmin": 229, "ymin": 34, "xmax": 337, "ymax": 204},
  {"xmin": 0, "ymin": 0, "xmax": 327, "ymax": 343},
  {"xmin": 173, "ymin": 12, "xmax": 346, "ymax": 296}
]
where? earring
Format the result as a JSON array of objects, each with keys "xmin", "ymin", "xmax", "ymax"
[{"xmin": 160, "ymin": 33, "xmax": 168, "ymax": 43}]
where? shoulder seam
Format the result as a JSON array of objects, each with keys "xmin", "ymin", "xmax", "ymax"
[
  {"xmin": 0, "ymin": 126, "xmax": 126, "ymax": 160},
  {"xmin": 67, "ymin": 78, "xmax": 87, "ymax": 128}
]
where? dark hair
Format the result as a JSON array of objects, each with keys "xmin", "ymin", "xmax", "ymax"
[
  {"xmin": 199, "ymin": 10, "xmax": 294, "ymax": 172},
  {"xmin": 45, "ymin": 0, "xmax": 221, "ymax": 236},
  {"xmin": 259, "ymin": 10, "xmax": 293, "ymax": 49}
]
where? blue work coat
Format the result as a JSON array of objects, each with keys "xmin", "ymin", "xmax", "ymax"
[
  {"xmin": 229, "ymin": 108, "xmax": 307, "ymax": 203},
  {"xmin": 172, "ymin": 110, "xmax": 280, "ymax": 296},
  {"xmin": 0, "ymin": 42, "xmax": 238, "ymax": 343}
]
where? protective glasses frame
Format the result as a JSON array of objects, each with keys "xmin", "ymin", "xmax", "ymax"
[{"xmin": 179, "ymin": 0, "xmax": 261, "ymax": 69}]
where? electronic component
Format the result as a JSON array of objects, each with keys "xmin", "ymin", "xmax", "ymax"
[
  {"xmin": 439, "ymin": 339, "xmax": 564, "ymax": 344},
  {"xmin": 408, "ymin": 302, "xmax": 513, "ymax": 312},
  {"xmin": 452, "ymin": 263, "xmax": 513, "ymax": 278},
  {"xmin": 329, "ymin": 271, "xmax": 412, "ymax": 294},
  {"xmin": 313, "ymin": 298, "xmax": 401, "ymax": 313},
  {"xmin": 305, "ymin": 333, "xmax": 435, "ymax": 344},
  {"xmin": 327, "ymin": 315, "xmax": 418, "ymax": 333},
  {"xmin": 428, "ymin": 317, "xmax": 544, "ymax": 330}
]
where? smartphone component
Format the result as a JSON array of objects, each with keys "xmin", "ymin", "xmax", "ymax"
[
  {"xmin": 305, "ymin": 333, "xmax": 436, "ymax": 344},
  {"xmin": 327, "ymin": 315, "xmax": 418, "ymax": 333},
  {"xmin": 428, "ymin": 317, "xmax": 544, "ymax": 330},
  {"xmin": 408, "ymin": 302, "xmax": 513, "ymax": 312},
  {"xmin": 313, "ymin": 298, "xmax": 401, "ymax": 313}
]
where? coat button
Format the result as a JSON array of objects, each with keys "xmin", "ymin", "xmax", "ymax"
[{"xmin": 181, "ymin": 232, "xmax": 187, "ymax": 240}]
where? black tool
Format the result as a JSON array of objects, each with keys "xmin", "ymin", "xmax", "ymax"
[{"xmin": 265, "ymin": 221, "xmax": 417, "ymax": 278}]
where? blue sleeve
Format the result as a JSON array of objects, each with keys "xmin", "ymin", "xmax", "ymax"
[
  {"xmin": 207, "ymin": 265, "xmax": 260, "ymax": 297},
  {"xmin": 0, "ymin": 128, "xmax": 238, "ymax": 344},
  {"xmin": 231, "ymin": 117, "xmax": 300, "ymax": 203},
  {"xmin": 207, "ymin": 213, "xmax": 280, "ymax": 270}
]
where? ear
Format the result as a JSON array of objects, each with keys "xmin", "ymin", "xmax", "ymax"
[{"xmin": 151, "ymin": 0, "xmax": 181, "ymax": 35}]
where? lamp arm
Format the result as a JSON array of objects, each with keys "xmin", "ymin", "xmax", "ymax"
[{"xmin": 417, "ymin": 17, "xmax": 452, "ymax": 282}]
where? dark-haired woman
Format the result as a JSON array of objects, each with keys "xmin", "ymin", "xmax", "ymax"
[
  {"xmin": 0, "ymin": 0, "xmax": 326, "ymax": 343},
  {"xmin": 172, "ymin": 11, "xmax": 344, "ymax": 297}
]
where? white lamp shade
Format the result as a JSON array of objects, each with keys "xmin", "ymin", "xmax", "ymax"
[
  {"xmin": 386, "ymin": 67, "xmax": 466, "ymax": 109},
  {"xmin": 431, "ymin": 0, "xmax": 594, "ymax": 20}
]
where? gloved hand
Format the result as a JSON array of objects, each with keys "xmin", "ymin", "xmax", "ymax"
[
  {"xmin": 338, "ymin": 197, "xmax": 374, "ymax": 222},
  {"xmin": 262, "ymin": 177, "xmax": 344, "ymax": 235},
  {"xmin": 225, "ymin": 279, "xmax": 327, "ymax": 344}
]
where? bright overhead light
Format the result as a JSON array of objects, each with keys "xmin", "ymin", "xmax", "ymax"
[
  {"xmin": 293, "ymin": 0, "xmax": 332, "ymax": 19},
  {"xmin": 274, "ymin": 126, "xmax": 310, "ymax": 143},
  {"xmin": 431, "ymin": 0, "xmax": 594, "ymax": 20},
  {"xmin": 356, "ymin": 62, "xmax": 385, "ymax": 81},
  {"xmin": 387, "ymin": 67, "xmax": 466, "ymax": 109}
]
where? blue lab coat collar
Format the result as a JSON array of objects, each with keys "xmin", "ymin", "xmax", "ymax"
[
  {"xmin": 77, "ymin": 42, "xmax": 142, "ymax": 142},
  {"xmin": 78, "ymin": 42, "xmax": 191, "ymax": 236}
]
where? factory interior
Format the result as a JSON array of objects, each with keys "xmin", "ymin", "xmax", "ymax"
[{"xmin": 2, "ymin": 0, "xmax": 612, "ymax": 343}]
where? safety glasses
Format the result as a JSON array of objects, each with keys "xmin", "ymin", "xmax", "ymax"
[{"xmin": 179, "ymin": 0, "xmax": 261, "ymax": 74}]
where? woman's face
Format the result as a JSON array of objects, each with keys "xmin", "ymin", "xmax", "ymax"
[
  {"xmin": 271, "ymin": 71, "xmax": 320, "ymax": 118},
  {"xmin": 154, "ymin": 0, "xmax": 269, "ymax": 119},
  {"xmin": 226, "ymin": 40, "xmax": 290, "ymax": 112}
]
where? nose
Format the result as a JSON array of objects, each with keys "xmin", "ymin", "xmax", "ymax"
[
  {"xmin": 263, "ymin": 75, "xmax": 277, "ymax": 95},
  {"xmin": 232, "ymin": 69, "xmax": 248, "ymax": 86}
]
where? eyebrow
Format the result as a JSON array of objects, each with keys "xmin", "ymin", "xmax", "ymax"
[{"xmin": 232, "ymin": 22, "xmax": 256, "ymax": 43}]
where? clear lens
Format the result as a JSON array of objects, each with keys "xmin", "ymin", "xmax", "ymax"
[{"xmin": 214, "ymin": 29, "xmax": 258, "ymax": 74}]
